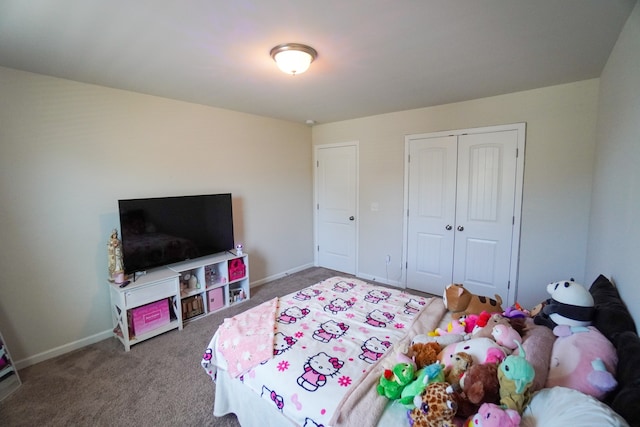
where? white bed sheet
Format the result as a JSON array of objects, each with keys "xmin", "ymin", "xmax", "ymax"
[{"xmin": 203, "ymin": 277, "xmax": 452, "ymax": 427}]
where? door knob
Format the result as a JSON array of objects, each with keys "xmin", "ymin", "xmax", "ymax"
[
  {"xmin": 445, "ymin": 225, "xmax": 452, "ymax": 230},
  {"xmin": 349, "ymin": 216, "xmax": 355, "ymax": 221},
  {"xmin": 457, "ymin": 225, "xmax": 464, "ymax": 231}
]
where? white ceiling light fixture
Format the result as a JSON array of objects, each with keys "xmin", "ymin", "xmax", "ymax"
[{"xmin": 270, "ymin": 43, "xmax": 318, "ymax": 75}]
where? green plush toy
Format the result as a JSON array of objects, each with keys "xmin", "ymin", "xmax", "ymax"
[
  {"xmin": 497, "ymin": 342, "xmax": 535, "ymax": 413},
  {"xmin": 399, "ymin": 361, "xmax": 445, "ymax": 408},
  {"xmin": 376, "ymin": 362, "xmax": 416, "ymax": 400}
]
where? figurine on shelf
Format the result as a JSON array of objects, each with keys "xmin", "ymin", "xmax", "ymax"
[
  {"xmin": 107, "ymin": 229, "xmax": 125, "ymax": 283},
  {"xmin": 236, "ymin": 243, "xmax": 243, "ymax": 256}
]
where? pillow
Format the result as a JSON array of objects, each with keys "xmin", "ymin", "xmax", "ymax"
[
  {"xmin": 517, "ymin": 318, "xmax": 556, "ymax": 392},
  {"xmin": 520, "ymin": 386, "xmax": 629, "ymax": 427},
  {"xmin": 589, "ymin": 275, "xmax": 637, "ymax": 339},
  {"xmin": 610, "ymin": 331, "xmax": 640, "ymax": 426}
]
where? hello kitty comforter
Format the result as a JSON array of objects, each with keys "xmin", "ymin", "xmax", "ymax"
[{"xmin": 201, "ymin": 276, "xmax": 439, "ymax": 427}]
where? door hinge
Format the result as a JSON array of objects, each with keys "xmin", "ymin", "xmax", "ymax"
[
  {"xmin": 512, "ymin": 216, "xmax": 515, "ymax": 225},
  {"xmin": 507, "ymin": 280, "xmax": 511, "ymax": 289},
  {"xmin": 516, "ymin": 148, "xmax": 519, "ymax": 158},
  {"xmin": 317, "ymin": 160, "xmax": 319, "ymax": 167},
  {"xmin": 317, "ymin": 245, "xmax": 320, "ymax": 252},
  {"xmin": 317, "ymin": 203, "xmax": 320, "ymax": 210}
]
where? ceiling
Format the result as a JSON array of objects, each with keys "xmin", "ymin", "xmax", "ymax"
[{"xmin": 0, "ymin": 0, "xmax": 636, "ymax": 125}]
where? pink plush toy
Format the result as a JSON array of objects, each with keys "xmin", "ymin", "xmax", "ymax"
[
  {"xmin": 471, "ymin": 403, "xmax": 521, "ymax": 427},
  {"xmin": 491, "ymin": 324, "xmax": 522, "ymax": 350},
  {"xmin": 434, "ymin": 319, "xmax": 466, "ymax": 336},
  {"xmin": 545, "ymin": 325, "xmax": 618, "ymax": 400}
]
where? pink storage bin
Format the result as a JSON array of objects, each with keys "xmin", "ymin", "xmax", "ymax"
[
  {"xmin": 228, "ymin": 258, "xmax": 246, "ymax": 281},
  {"xmin": 129, "ymin": 299, "xmax": 170, "ymax": 336},
  {"xmin": 208, "ymin": 287, "xmax": 224, "ymax": 312}
]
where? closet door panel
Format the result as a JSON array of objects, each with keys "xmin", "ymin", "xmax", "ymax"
[
  {"xmin": 453, "ymin": 130, "xmax": 518, "ymax": 299},
  {"xmin": 406, "ymin": 136, "xmax": 457, "ymax": 294}
]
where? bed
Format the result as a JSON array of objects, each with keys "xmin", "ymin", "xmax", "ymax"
[{"xmin": 201, "ymin": 275, "xmax": 640, "ymax": 427}]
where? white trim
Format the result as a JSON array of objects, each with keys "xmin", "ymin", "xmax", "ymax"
[
  {"xmin": 14, "ymin": 329, "xmax": 112, "ymax": 370},
  {"xmin": 356, "ymin": 272, "xmax": 403, "ymax": 288},
  {"xmin": 313, "ymin": 141, "xmax": 360, "ymax": 275},
  {"xmin": 14, "ymin": 262, "xmax": 316, "ymax": 369},
  {"xmin": 402, "ymin": 122, "xmax": 526, "ymax": 306},
  {"xmin": 250, "ymin": 262, "xmax": 315, "ymax": 288}
]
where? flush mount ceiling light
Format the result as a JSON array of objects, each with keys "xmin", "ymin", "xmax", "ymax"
[{"xmin": 270, "ymin": 43, "xmax": 318, "ymax": 75}]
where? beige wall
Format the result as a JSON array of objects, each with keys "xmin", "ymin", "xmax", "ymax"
[
  {"xmin": 587, "ymin": 3, "xmax": 640, "ymax": 327},
  {"xmin": 0, "ymin": 67, "xmax": 314, "ymax": 364},
  {"xmin": 312, "ymin": 79, "xmax": 600, "ymax": 310}
]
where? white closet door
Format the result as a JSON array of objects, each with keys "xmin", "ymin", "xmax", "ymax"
[
  {"xmin": 406, "ymin": 136, "xmax": 457, "ymax": 295},
  {"xmin": 453, "ymin": 131, "xmax": 518, "ymax": 300},
  {"xmin": 405, "ymin": 126, "xmax": 521, "ymax": 302}
]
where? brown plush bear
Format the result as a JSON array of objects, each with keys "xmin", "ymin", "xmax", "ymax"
[
  {"xmin": 444, "ymin": 352, "xmax": 473, "ymax": 390},
  {"xmin": 407, "ymin": 342, "xmax": 442, "ymax": 370},
  {"xmin": 459, "ymin": 362, "xmax": 501, "ymax": 406},
  {"xmin": 444, "ymin": 284, "xmax": 503, "ymax": 319}
]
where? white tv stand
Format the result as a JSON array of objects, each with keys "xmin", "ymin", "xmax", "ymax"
[{"xmin": 109, "ymin": 251, "xmax": 249, "ymax": 351}]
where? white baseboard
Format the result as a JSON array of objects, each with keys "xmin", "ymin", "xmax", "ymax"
[
  {"xmin": 356, "ymin": 272, "xmax": 404, "ymax": 288},
  {"xmin": 14, "ymin": 262, "xmax": 315, "ymax": 369},
  {"xmin": 250, "ymin": 262, "xmax": 315, "ymax": 288},
  {"xmin": 14, "ymin": 329, "xmax": 113, "ymax": 370}
]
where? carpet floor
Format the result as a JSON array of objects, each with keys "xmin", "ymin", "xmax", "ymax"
[
  {"xmin": 0, "ymin": 267, "xmax": 360, "ymax": 426},
  {"xmin": 0, "ymin": 268, "xmax": 343, "ymax": 427}
]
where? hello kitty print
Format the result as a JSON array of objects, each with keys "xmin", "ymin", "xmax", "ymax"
[{"xmin": 202, "ymin": 277, "xmax": 429, "ymax": 427}]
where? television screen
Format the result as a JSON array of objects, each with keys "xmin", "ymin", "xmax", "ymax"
[{"xmin": 118, "ymin": 193, "xmax": 234, "ymax": 275}]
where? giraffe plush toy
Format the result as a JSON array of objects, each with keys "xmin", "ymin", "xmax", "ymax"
[{"xmin": 407, "ymin": 382, "xmax": 458, "ymax": 427}]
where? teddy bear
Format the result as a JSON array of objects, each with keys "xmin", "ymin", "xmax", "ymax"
[
  {"xmin": 545, "ymin": 325, "xmax": 617, "ymax": 400},
  {"xmin": 439, "ymin": 337, "xmax": 507, "ymax": 367},
  {"xmin": 407, "ymin": 342, "xmax": 442, "ymax": 370},
  {"xmin": 470, "ymin": 403, "xmax": 521, "ymax": 427},
  {"xmin": 443, "ymin": 352, "xmax": 473, "ymax": 390},
  {"xmin": 533, "ymin": 279, "xmax": 595, "ymax": 329},
  {"xmin": 459, "ymin": 362, "xmax": 500, "ymax": 406},
  {"xmin": 443, "ymin": 284, "xmax": 503, "ymax": 320},
  {"xmin": 408, "ymin": 382, "xmax": 458, "ymax": 427}
]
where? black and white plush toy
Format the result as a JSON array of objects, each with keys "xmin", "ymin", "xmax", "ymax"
[{"xmin": 534, "ymin": 280, "xmax": 595, "ymax": 329}]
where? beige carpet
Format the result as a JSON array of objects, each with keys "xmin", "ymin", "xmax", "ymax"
[{"xmin": 0, "ymin": 267, "xmax": 345, "ymax": 427}]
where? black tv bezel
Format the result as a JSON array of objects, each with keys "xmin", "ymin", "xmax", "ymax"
[{"xmin": 117, "ymin": 193, "xmax": 234, "ymax": 275}]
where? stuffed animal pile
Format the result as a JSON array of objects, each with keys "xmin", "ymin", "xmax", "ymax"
[{"xmin": 384, "ymin": 279, "xmax": 621, "ymax": 426}]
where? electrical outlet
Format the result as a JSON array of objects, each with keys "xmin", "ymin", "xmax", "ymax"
[{"xmin": 385, "ymin": 255, "xmax": 391, "ymax": 264}]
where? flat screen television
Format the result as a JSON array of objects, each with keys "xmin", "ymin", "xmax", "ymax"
[{"xmin": 118, "ymin": 193, "xmax": 234, "ymax": 275}]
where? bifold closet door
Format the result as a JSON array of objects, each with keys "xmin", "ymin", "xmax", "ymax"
[
  {"xmin": 453, "ymin": 131, "xmax": 518, "ymax": 299},
  {"xmin": 406, "ymin": 130, "xmax": 518, "ymax": 300},
  {"xmin": 406, "ymin": 135, "xmax": 457, "ymax": 295}
]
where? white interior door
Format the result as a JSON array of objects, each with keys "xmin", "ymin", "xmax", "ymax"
[
  {"xmin": 453, "ymin": 131, "xmax": 518, "ymax": 299},
  {"xmin": 405, "ymin": 125, "xmax": 523, "ymax": 302},
  {"xmin": 316, "ymin": 144, "xmax": 357, "ymax": 274},
  {"xmin": 405, "ymin": 136, "xmax": 457, "ymax": 294}
]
